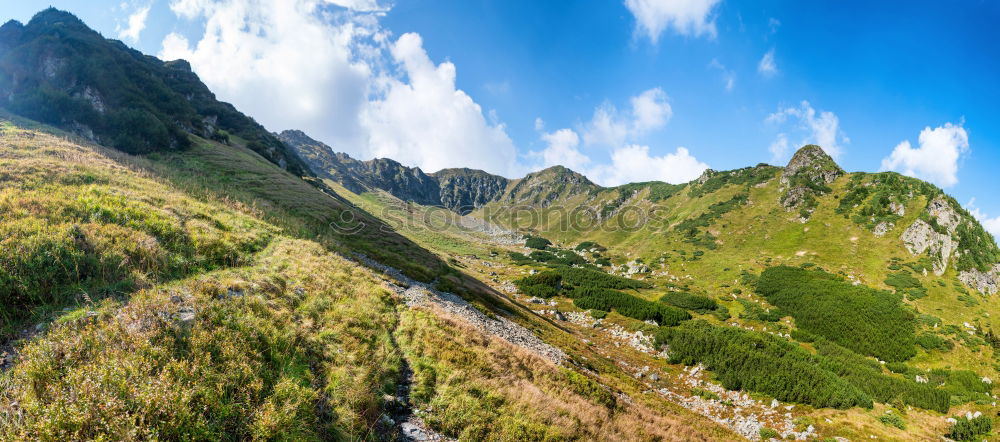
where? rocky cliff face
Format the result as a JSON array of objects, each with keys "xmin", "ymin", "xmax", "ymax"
[
  {"xmin": 279, "ymin": 130, "xmax": 509, "ymax": 213},
  {"xmin": 433, "ymin": 168, "xmax": 509, "ymax": 214}
]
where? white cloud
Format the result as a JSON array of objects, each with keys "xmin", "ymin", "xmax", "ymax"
[
  {"xmin": 161, "ymin": 0, "xmax": 518, "ymax": 176},
  {"xmin": 534, "ymin": 117, "xmax": 545, "ymax": 131},
  {"xmin": 624, "ymin": 0, "xmax": 722, "ymax": 43},
  {"xmin": 531, "ymin": 128, "xmax": 590, "ymax": 171},
  {"xmin": 757, "ymin": 48, "xmax": 777, "ymax": 77},
  {"xmin": 631, "ymin": 87, "xmax": 672, "ymax": 133},
  {"xmin": 708, "ymin": 58, "xmax": 734, "ymax": 91},
  {"xmin": 362, "ymin": 32, "xmax": 518, "ymax": 174},
  {"xmin": 582, "ymin": 87, "xmax": 671, "ymax": 146},
  {"xmin": 766, "ymin": 100, "xmax": 848, "ymax": 160},
  {"xmin": 880, "ymin": 122, "xmax": 968, "ymax": 188},
  {"xmin": 117, "ymin": 4, "xmax": 151, "ymax": 42},
  {"xmin": 589, "ymin": 145, "xmax": 708, "ymax": 186},
  {"xmin": 966, "ymin": 198, "xmax": 1000, "ymax": 240},
  {"xmin": 532, "ymin": 92, "xmax": 706, "ymax": 187}
]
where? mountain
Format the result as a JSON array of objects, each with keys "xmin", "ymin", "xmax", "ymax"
[
  {"xmin": 0, "ymin": 8, "xmax": 306, "ymax": 174},
  {"xmin": 4, "ymin": 7, "xmax": 1000, "ymax": 441},
  {"xmin": 279, "ymin": 129, "xmax": 509, "ymax": 213}
]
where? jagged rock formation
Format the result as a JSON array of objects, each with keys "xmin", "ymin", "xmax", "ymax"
[
  {"xmin": 279, "ymin": 130, "xmax": 508, "ymax": 213},
  {"xmin": 0, "ymin": 8, "xmax": 306, "ymax": 174},
  {"xmin": 434, "ymin": 168, "xmax": 509, "ymax": 213},
  {"xmin": 901, "ymin": 219, "xmax": 957, "ymax": 276},
  {"xmin": 779, "ymin": 145, "xmax": 844, "ymax": 210},
  {"xmin": 959, "ymin": 265, "xmax": 1000, "ymax": 295}
]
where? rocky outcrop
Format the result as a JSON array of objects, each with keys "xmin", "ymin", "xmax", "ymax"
[
  {"xmin": 779, "ymin": 145, "xmax": 844, "ymax": 210},
  {"xmin": 959, "ymin": 265, "xmax": 1000, "ymax": 295},
  {"xmin": 927, "ymin": 196, "xmax": 961, "ymax": 233},
  {"xmin": 901, "ymin": 219, "xmax": 956, "ymax": 276}
]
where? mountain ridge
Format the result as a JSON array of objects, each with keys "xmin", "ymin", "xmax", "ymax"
[{"xmin": 0, "ymin": 8, "xmax": 307, "ymax": 175}]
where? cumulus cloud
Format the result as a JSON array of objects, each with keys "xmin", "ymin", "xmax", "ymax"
[
  {"xmin": 966, "ymin": 198, "xmax": 1000, "ymax": 240},
  {"xmin": 531, "ymin": 89, "xmax": 707, "ymax": 187},
  {"xmin": 880, "ymin": 122, "xmax": 968, "ymax": 188},
  {"xmin": 757, "ymin": 48, "xmax": 777, "ymax": 77},
  {"xmin": 766, "ymin": 100, "xmax": 848, "ymax": 161},
  {"xmin": 624, "ymin": 0, "xmax": 722, "ymax": 43},
  {"xmin": 589, "ymin": 145, "xmax": 708, "ymax": 186},
  {"xmin": 582, "ymin": 87, "xmax": 671, "ymax": 147},
  {"xmin": 531, "ymin": 128, "xmax": 590, "ymax": 171},
  {"xmin": 117, "ymin": 4, "xmax": 151, "ymax": 42},
  {"xmin": 362, "ymin": 33, "xmax": 518, "ymax": 173},
  {"xmin": 161, "ymin": 0, "xmax": 518, "ymax": 175}
]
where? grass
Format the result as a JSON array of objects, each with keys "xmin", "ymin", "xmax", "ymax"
[
  {"xmin": 395, "ymin": 307, "xmax": 719, "ymax": 441},
  {"xmin": 0, "ymin": 116, "xmax": 741, "ymax": 440},
  {"xmin": 0, "ymin": 122, "xmax": 277, "ymax": 336},
  {"xmin": 0, "ymin": 238, "xmax": 400, "ymax": 439}
]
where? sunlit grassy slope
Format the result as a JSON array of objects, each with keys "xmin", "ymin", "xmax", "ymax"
[{"xmin": 0, "ymin": 116, "xmax": 734, "ymax": 440}]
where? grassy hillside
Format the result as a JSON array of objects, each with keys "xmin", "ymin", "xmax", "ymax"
[{"xmin": 0, "ymin": 116, "xmax": 736, "ymax": 440}]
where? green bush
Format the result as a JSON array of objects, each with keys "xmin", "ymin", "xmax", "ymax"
[
  {"xmin": 947, "ymin": 415, "xmax": 992, "ymax": 441},
  {"xmin": 878, "ymin": 413, "xmax": 906, "ymax": 430},
  {"xmin": 656, "ymin": 321, "xmax": 871, "ymax": 409},
  {"xmin": 573, "ymin": 288, "xmax": 689, "ymax": 326},
  {"xmin": 574, "ymin": 241, "xmax": 605, "ymax": 252},
  {"xmin": 525, "ymin": 236, "xmax": 552, "ymax": 250},
  {"xmin": 756, "ymin": 266, "xmax": 917, "ymax": 362},
  {"xmin": 555, "ymin": 267, "xmax": 651, "ymax": 290},
  {"xmin": 759, "ymin": 428, "xmax": 779, "ymax": 440},
  {"xmin": 916, "ymin": 333, "xmax": 952, "ymax": 351},
  {"xmin": 659, "ymin": 292, "xmax": 717, "ymax": 313},
  {"xmin": 655, "ymin": 321, "xmax": 952, "ymax": 412}
]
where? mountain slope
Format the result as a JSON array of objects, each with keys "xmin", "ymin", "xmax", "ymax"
[
  {"xmin": 0, "ymin": 8, "xmax": 306, "ymax": 174},
  {"xmin": 0, "ymin": 115, "xmax": 735, "ymax": 441}
]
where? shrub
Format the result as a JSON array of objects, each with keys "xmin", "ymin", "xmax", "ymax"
[
  {"xmin": 759, "ymin": 428, "xmax": 779, "ymax": 440},
  {"xmin": 555, "ymin": 267, "xmax": 651, "ymax": 290},
  {"xmin": 573, "ymin": 288, "xmax": 689, "ymax": 326},
  {"xmin": 525, "ymin": 236, "xmax": 552, "ymax": 250},
  {"xmin": 574, "ymin": 241, "xmax": 605, "ymax": 252},
  {"xmin": 916, "ymin": 333, "xmax": 952, "ymax": 351},
  {"xmin": 656, "ymin": 321, "xmax": 871, "ymax": 409},
  {"xmin": 514, "ymin": 271, "xmax": 562, "ymax": 290},
  {"xmin": 659, "ymin": 292, "xmax": 717, "ymax": 313},
  {"xmin": 589, "ymin": 309, "xmax": 607, "ymax": 319},
  {"xmin": 947, "ymin": 415, "xmax": 992, "ymax": 441},
  {"xmin": 655, "ymin": 321, "xmax": 952, "ymax": 412},
  {"xmin": 756, "ymin": 266, "xmax": 917, "ymax": 362},
  {"xmin": 878, "ymin": 413, "xmax": 906, "ymax": 430}
]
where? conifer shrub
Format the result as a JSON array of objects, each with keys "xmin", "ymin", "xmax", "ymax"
[{"xmin": 756, "ymin": 266, "xmax": 917, "ymax": 362}]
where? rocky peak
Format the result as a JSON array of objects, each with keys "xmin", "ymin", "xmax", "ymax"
[
  {"xmin": 781, "ymin": 145, "xmax": 844, "ymax": 187},
  {"xmin": 504, "ymin": 165, "xmax": 600, "ymax": 208},
  {"xmin": 696, "ymin": 169, "xmax": 716, "ymax": 185},
  {"xmin": 779, "ymin": 145, "xmax": 844, "ymax": 211}
]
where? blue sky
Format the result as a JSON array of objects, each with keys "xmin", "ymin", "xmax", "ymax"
[{"xmin": 4, "ymin": 0, "xmax": 1000, "ymax": 233}]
